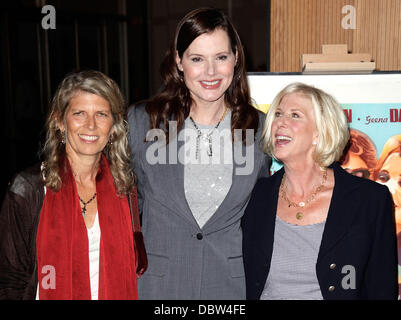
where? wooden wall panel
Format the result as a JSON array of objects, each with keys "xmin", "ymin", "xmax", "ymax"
[
  {"xmin": 270, "ymin": 0, "xmax": 401, "ymax": 72},
  {"xmin": 353, "ymin": 0, "xmax": 401, "ymax": 72}
]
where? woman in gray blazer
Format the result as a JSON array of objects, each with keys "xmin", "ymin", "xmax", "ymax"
[{"xmin": 127, "ymin": 7, "xmax": 270, "ymax": 299}]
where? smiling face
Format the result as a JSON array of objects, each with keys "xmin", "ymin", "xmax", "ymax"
[
  {"xmin": 176, "ymin": 28, "xmax": 236, "ymax": 106},
  {"xmin": 271, "ymin": 92, "xmax": 319, "ymax": 164},
  {"xmin": 58, "ymin": 91, "xmax": 114, "ymax": 162}
]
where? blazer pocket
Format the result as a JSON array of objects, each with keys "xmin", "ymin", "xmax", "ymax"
[
  {"xmin": 145, "ymin": 253, "xmax": 169, "ymax": 277},
  {"xmin": 228, "ymin": 255, "xmax": 245, "ymax": 278}
]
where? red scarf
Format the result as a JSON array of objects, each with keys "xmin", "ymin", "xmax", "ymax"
[{"xmin": 36, "ymin": 155, "xmax": 137, "ymax": 299}]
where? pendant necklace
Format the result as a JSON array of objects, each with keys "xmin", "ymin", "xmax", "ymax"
[
  {"xmin": 189, "ymin": 106, "xmax": 228, "ymax": 160},
  {"xmin": 78, "ymin": 192, "xmax": 97, "ymax": 217},
  {"xmin": 280, "ymin": 169, "xmax": 327, "ymax": 220}
]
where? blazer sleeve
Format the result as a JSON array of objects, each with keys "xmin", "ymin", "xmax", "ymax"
[
  {"xmin": 127, "ymin": 103, "xmax": 148, "ymax": 216},
  {"xmin": 364, "ymin": 185, "xmax": 398, "ymax": 299}
]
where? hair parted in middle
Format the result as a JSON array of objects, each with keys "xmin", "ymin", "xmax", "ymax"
[
  {"xmin": 145, "ymin": 7, "xmax": 258, "ymax": 143},
  {"xmin": 262, "ymin": 82, "xmax": 350, "ymax": 168},
  {"xmin": 41, "ymin": 69, "xmax": 135, "ymax": 195}
]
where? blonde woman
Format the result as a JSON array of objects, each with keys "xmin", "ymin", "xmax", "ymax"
[
  {"xmin": 0, "ymin": 70, "xmax": 141, "ymax": 299},
  {"xmin": 242, "ymin": 82, "xmax": 398, "ymax": 300}
]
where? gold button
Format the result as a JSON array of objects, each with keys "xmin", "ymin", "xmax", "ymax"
[
  {"xmin": 328, "ymin": 286, "xmax": 335, "ymax": 292},
  {"xmin": 329, "ymin": 263, "xmax": 336, "ymax": 269}
]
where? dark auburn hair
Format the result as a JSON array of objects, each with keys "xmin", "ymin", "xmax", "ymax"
[
  {"xmin": 340, "ymin": 128, "xmax": 377, "ymax": 176},
  {"xmin": 145, "ymin": 7, "xmax": 258, "ymax": 143}
]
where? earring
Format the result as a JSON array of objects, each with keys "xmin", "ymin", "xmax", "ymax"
[
  {"xmin": 176, "ymin": 61, "xmax": 184, "ymax": 72},
  {"xmin": 60, "ymin": 131, "xmax": 66, "ymax": 145}
]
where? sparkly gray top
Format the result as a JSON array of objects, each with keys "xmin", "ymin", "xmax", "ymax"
[
  {"xmin": 183, "ymin": 110, "xmax": 233, "ymax": 229},
  {"xmin": 260, "ymin": 216, "xmax": 326, "ymax": 300}
]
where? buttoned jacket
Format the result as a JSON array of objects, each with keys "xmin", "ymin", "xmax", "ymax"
[
  {"xmin": 127, "ymin": 103, "xmax": 271, "ymax": 299},
  {"xmin": 242, "ymin": 162, "xmax": 398, "ymax": 300}
]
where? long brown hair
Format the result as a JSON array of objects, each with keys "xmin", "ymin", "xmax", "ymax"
[{"xmin": 145, "ymin": 7, "xmax": 258, "ymax": 143}]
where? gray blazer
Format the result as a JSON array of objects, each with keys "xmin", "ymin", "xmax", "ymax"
[{"xmin": 127, "ymin": 104, "xmax": 271, "ymax": 299}]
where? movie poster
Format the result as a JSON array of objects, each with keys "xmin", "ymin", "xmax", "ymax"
[{"xmin": 248, "ymin": 73, "xmax": 401, "ymax": 297}]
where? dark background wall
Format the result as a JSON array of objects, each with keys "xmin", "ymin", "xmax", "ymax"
[{"xmin": 0, "ymin": 0, "xmax": 269, "ymax": 201}]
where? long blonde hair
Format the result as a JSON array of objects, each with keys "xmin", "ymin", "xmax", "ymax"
[{"xmin": 41, "ymin": 70, "xmax": 135, "ymax": 194}]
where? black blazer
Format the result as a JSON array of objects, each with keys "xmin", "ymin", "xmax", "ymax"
[{"xmin": 242, "ymin": 162, "xmax": 398, "ymax": 300}]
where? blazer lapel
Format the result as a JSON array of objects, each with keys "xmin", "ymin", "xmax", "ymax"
[
  {"xmin": 261, "ymin": 169, "xmax": 283, "ymax": 273},
  {"xmin": 144, "ymin": 133, "xmax": 200, "ymax": 227},
  {"xmin": 317, "ymin": 163, "xmax": 360, "ymax": 262},
  {"xmin": 170, "ymin": 137, "xmax": 201, "ymax": 227}
]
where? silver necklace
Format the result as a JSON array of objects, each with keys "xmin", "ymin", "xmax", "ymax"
[{"xmin": 189, "ymin": 107, "xmax": 228, "ymax": 160}]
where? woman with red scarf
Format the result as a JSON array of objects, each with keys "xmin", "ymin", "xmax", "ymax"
[{"xmin": 0, "ymin": 70, "xmax": 142, "ymax": 300}]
